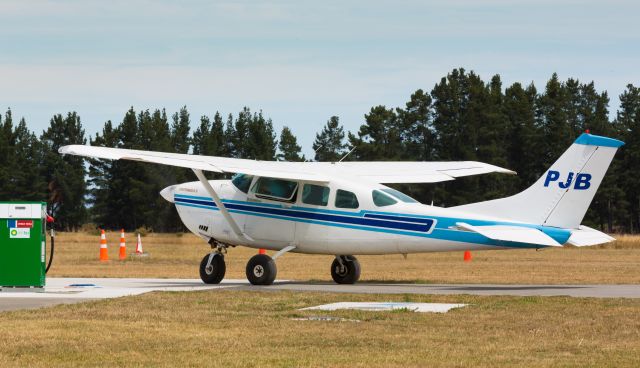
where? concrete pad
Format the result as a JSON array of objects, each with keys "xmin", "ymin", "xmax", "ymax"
[
  {"xmin": 0, "ymin": 298, "xmax": 95, "ymax": 312},
  {"xmin": 0, "ymin": 278, "xmax": 242, "ymax": 312},
  {"xmin": 302, "ymin": 302, "xmax": 467, "ymax": 313}
]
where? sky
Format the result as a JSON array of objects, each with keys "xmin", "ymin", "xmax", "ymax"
[{"xmin": 1, "ymin": 0, "xmax": 638, "ymax": 157}]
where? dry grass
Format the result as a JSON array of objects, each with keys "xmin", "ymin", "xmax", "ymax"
[
  {"xmin": 0, "ymin": 290, "xmax": 638, "ymax": 367},
  {"xmin": 47, "ymin": 232, "xmax": 640, "ymax": 284}
]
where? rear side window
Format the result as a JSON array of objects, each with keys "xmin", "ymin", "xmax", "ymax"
[
  {"xmin": 335, "ymin": 189, "xmax": 359, "ymax": 209},
  {"xmin": 372, "ymin": 190, "xmax": 397, "ymax": 207},
  {"xmin": 252, "ymin": 177, "xmax": 298, "ymax": 202},
  {"xmin": 231, "ymin": 173, "xmax": 253, "ymax": 193},
  {"xmin": 302, "ymin": 184, "xmax": 330, "ymax": 206}
]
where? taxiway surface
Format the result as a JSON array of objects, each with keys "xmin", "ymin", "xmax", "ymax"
[{"xmin": 1, "ymin": 278, "xmax": 639, "ymax": 312}]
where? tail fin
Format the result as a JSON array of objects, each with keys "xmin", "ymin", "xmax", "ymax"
[{"xmin": 455, "ymin": 133, "xmax": 624, "ymax": 229}]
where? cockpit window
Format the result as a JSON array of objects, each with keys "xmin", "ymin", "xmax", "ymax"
[
  {"xmin": 252, "ymin": 177, "xmax": 298, "ymax": 202},
  {"xmin": 335, "ymin": 189, "xmax": 359, "ymax": 209},
  {"xmin": 372, "ymin": 190, "xmax": 398, "ymax": 207},
  {"xmin": 231, "ymin": 174, "xmax": 253, "ymax": 193},
  {"xmin": 302, "ymin": 184, "xmax": 330, "ymax": 206},
  {"xmin": 381, "ymin": 188, "xmax": 418, "ymax": 203}
]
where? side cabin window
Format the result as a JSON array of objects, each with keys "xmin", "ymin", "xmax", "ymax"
[
  {"xmin": 372, "ymin": 190, "xmax": 397, "ymax": 207},
  {"xmin": 252, "ymin": 177, "xmax": 298, "ymax": 202},
  {"xmin": 335, "ymin": 189, "xmax": 359, "ymax": 209},
  {"xmin": 302, "ymin": 184, "xmax": 330, "ymax": 206},
  {"xmin": 231, "ymin": 173, "xmax": 254, "ymax": 193}
]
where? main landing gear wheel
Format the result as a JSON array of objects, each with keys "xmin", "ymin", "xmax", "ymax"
[
  {"xmin": 199, "ymin": 253, "xmax": 226, "ymax": 284},
  {"xmin": 331, "ymin": 255, "xmax": 361, "ymax": 284},
  {"xmin": 246, "ymin": 254, "xmax": 277, "ymax": 285}
]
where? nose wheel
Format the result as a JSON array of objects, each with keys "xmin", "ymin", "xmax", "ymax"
[
  {"xmin": 246, "ymin": 254, "xmax": 277, "ymax": 285},
  {"xmin": 199, "ymin": 253, "xmax": 226, "ymax": 284},
  {"xmin": 331, "ymin": 255, "xmax": 361, "ymax": 284}
]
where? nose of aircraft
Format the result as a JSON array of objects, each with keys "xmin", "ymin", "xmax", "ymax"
[{"xmin": 160, "ymin": 185, "xmax": 176, "ymax": 203}]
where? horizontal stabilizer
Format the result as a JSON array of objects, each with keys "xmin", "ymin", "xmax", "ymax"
[
  {"xmin": 567, "ymin": 226, "xmax": 615, "ymax": 247},
  {"xmin": 456, "ymin": 222, "xmax": 562, "ymax": 247}
]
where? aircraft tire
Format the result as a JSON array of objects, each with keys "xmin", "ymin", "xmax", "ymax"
[
  {"xmin": 331, "ymin": 255, "xmax": 361, "ymax": 284},
  {"xmin": 246, "ymin": 254, "xmax": 277, "ymax": 285},
  {"xmin": 199, "ymin": 253, "xmax": 226, "ymax": 284}
]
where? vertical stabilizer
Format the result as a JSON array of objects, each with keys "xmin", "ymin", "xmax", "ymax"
[{"xmin": 455, "ymin": 133, "xmax": 624, "ymax": 229}]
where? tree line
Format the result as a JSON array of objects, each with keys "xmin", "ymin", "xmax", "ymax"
[{"xmin": 2, "ymin": 68, "xmax": 639, "ymax": 233}]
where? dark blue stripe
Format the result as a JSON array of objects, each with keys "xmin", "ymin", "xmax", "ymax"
[
  {"xmin": 174, "ymin": 197, "xmax": 432, "ymax": 233},
  {"xmin": 363, "ymin": 213, "xmax": 434, "ymax": 226},
  {"xmin": 176, "ymin": 197, "xmax": 216, "ymax": 208}
]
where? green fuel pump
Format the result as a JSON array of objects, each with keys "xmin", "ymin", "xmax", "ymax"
[{"xmin": 0, "ymin": 202, "xmax": 53, "ymax": 289}]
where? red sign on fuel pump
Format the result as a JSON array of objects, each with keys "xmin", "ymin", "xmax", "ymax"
[{"xmin": 16, "ymin": 220, "xmax": 34, "ymax": 228}]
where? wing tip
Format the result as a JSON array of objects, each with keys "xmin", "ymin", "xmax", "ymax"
[{"xmin": 58, "ymin": 145, "xmax": 77, "ymax": 154}]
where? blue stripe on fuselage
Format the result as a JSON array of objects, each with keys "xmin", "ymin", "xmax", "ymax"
[
  {"xmin": 174, "ymin": 195, "xmax": 433, "ymax": 233},
  {"xmin": 172, "ymin": 193, "xmax": 571, "ymax": 248}
]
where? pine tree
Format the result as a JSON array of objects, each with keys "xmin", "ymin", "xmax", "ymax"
[
  {"xmin": 430, "ymin": 68, "xmax": 483, "ymax": 205},
  {"xmin": 504, "ymin": 82, "xmax": 544, "ymax": 190},
  {"xmin": 192, "ymin": 116, "xmax": 212, "ymax": 155},
  {"xmin": 233, "ymin": 108, "xmax": 251, "ymax": 158},
  {"xmin": 88, "ymin": 120, "xmax": 120, "ymax": 227},
  {"xmin": 92, "ymin": 108, "xmax": 146, "ymax": 230},
  {"xmin": 12, "ymin": 119, "xmax": 46, "ymax": 200},
  {"xmin": 192, "ymin": 112, "xmax": 225, "ymax": 156},
  {"xmin": 312, "ymin": 116, "xmax": 347, "ymax": 162},
  {"xmin": 245, "ymin": 110, "xmax": 277, "ymax": 160},
  {"xmin": 349, "ymin": 105, "xmax": 402, "ymax": 161},
  {"xmin": 0, "ymin": 110, "xmax": 46, "ymax": 201},
  {"xmin": 224, "ymin": 114, "xmax": 236, "ymax": 157},
  {"xmin": 538, "ymin": 73, "xmax": 574, "ymax": 162},
  {"xmin": 396, "ymin": 89, "xmax": 434, "ymax": 161},
  {"xmin": 616, "ymin": 84, "xmax": 640, "ymax": 232},
  {"xmin": 40, "ymin": 112, "xmax": 87, "ymax": 230},
  {"xmin": 277, "ymin": 126, "xmax": 304, "ymax": 161},
  {"xmin": 0, "ymin": 109, "xmax": 15, "ymax": 199},
  {"xmin": 171, "ymin": 106, "xmax": 191, "ymax": 154},
  {"xmin": 211, "ymin": 112, "xmax": 226, "ymax": 155}
]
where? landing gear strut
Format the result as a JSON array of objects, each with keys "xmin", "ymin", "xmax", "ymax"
[
  {"xmin": 331, "ymin": 255, "xmax": 361, "ymax": 284},
  {"xmin": 246, "ymin": 254, "xmax": 277, "ymax": 285},
  {"xmin": 199, "ymin": 240, "xmax": 227, "ymax": 284}
]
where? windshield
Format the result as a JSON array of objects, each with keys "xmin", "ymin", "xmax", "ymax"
[
  {"xmin": 231, "ymin": 174, "xmax": 253, "ymax": 193},
  {"xmin": 381, "ymin": 188, "xmax": 418, "ymax": 203},
  {"xmin": 372, "ymin": 190, "xmax": 397, "ymax": 207}
]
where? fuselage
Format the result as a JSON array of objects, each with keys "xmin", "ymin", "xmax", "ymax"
[{"xmin": 160, "ymin": 175, "xmax": 572, "ymax": 255}]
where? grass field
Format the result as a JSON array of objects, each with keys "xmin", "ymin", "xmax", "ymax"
[
  {"xmin": 47, "ymin": 232, "xmax": 640, "ymax": 284},
  {"xmin": 2, "ymin": 232, "xmax": 639, "ymax": 367},
  {"xmin": 1, "ymin": 290, "xmax": 639, "ymax": 367}
]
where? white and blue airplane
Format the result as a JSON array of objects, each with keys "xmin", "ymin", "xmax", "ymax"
[{"xmin": 60, "ymin": 133, "xmax": 623, "ymax": 285}]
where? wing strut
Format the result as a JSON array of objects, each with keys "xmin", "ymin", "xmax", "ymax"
[{"xmin": 192, "ymin": 169, "xmax": 253, "ymax": 242}]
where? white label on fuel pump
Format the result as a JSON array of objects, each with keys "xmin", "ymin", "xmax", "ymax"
[
  {"xmin": 41, "ymin": 241, "xmax": 45, "ymax": 262},
  {"xmin": 9, "ymin": 228, "xmax": 30, "ymax": 238}
]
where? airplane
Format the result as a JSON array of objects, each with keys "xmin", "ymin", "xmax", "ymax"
[{"xmin": 59, "ymin": 132, "xmax": 623, "ymax": 286}]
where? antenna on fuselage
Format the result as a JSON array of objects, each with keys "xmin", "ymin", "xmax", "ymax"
[{"xmin": 338, "ymin": 146, "xmax": 356, "ymax": 162}]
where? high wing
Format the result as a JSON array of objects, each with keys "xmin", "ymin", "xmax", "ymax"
[{"xmin": 58, "ymin": 145, "xmax": 516, "ymax": 184}]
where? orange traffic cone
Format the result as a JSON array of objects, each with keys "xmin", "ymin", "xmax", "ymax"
[
  {"xmin": 258, "ymin": 248, "xmax": 266, "ymax": 255},
  {"xmin": 119, "ymin": 229, "xmax": 127, "ymax": 260},
  {"xmin": 463, "ymin": 250, "xmax": 472, "ymax": 262},
  {"xmin": 99, "ymin": 229, "xmax": 109, "ymax": 261},
  {"xmin": 135, "ymin": 233, "xmax": 144, "ymax": 254}
]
